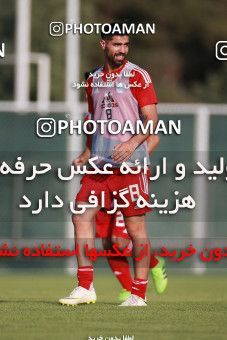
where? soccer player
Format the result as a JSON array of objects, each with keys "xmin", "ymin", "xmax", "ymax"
[
  {"xmin": 59, "ymin": 22, "xmax": 158, "ymax": 306},
  {"xmin": 75, "ymin": 133, "xmax": 167, "ymax": 302},
  {"xmin": 74, "ymin": 73, "xmax": 167, "ymax": 302},
  {"xmin": 75, "ymin": 110, "xmax": 167, "ymax": 301},
  {"xmin": 82, "ymin": 70, "xmax": 167, "ymax": 301}
]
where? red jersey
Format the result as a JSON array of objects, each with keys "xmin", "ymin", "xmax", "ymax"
[{"xmin": 85, "ymin": 60, "xmax": 158, "ymax": 168}]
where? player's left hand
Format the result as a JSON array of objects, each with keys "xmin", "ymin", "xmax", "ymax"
[{"xmin": 112, "ymin": 139, "xmax": 139, "ymax": 163}]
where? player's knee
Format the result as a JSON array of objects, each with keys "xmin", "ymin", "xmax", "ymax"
[
  {"xmin": 71, "ymin": 213, "xmax": 88, "ymax": 226},
  {"xmin": 72, "ymin": 213, "xmax": 79, "ymax": 226},
  {"xmin": 111, "ymin": 236, "xmax": 130, "ymax": 251},
  {"xmin": 126, "ymin": 224, "xmax": 145, "ymax": 239},
  {"xmin": 125, "ymin": 216, "xmax": 145, "ymax": 238}
]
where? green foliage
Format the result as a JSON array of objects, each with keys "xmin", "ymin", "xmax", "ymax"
[{"xmin": 0, "ymin": 0, "xmax": 227, "ymax": 102}]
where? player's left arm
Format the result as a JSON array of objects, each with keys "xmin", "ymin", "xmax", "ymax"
[
  {"xmin": 112, "ymin": 104, "xmax": 158, "ymax": 162},
  {"xmin": 147, "ymin": 134, "xmax": 160, "ymax": 155},
  {"xmin": 112, "ymin": 69, "xmax": 158, "ymax": 162}
]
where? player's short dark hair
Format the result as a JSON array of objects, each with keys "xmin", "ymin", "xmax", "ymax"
[{"xmin": 101, "ymin": 22, "xmax": 129, "ymax": 40}]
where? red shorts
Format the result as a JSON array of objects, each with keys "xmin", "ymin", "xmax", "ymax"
[
  {"xmin": 95, "ymin": 210, "xmax": 131, "ymax": 240},
  {"xmin": 76, "ymin": 170, "xmax": 151, "ymax": 217}
]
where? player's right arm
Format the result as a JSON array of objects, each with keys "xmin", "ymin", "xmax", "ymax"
[
  {"xmin": 72, "ymin": 114, "xmax": 93, "ymax": 166},
  {"xmin": 73, "ymin": 146, "xmax": 91, "ymax": 167},
  {"xmin": 72, "ymin": 74, "xmax": 94, "ymax": 167}
]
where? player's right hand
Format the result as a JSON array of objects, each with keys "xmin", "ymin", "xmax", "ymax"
[
  {"xmin": 73, "ymin": 156, "xmax": 85, "ymax": 167},
  {"xmin": 72, "ymin": 148, "xmax": 91, "ymax": 167}
]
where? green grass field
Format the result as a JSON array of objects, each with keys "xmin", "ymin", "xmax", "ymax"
[{"xmin": 0, "ymin": 271, "xmax": 227, "ymax": 340}]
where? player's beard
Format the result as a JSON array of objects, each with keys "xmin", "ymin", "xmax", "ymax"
[{"xmin": 106, "ymin": 51, "xmax": 126, "ymax": 68}]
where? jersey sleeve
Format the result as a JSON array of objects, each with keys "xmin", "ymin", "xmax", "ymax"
[{"xmin": 130, "ymin": 69, "xmax": 158, "ymax": 108}]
